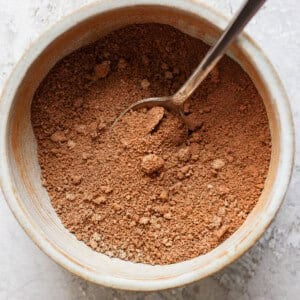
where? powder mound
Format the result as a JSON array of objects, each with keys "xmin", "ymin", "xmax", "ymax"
[
  {"xmin": 141, "ymin": 154, "xmax": 165, "ymax": 175},
  {"xmin": 31, "ymin": 24, "xmax": 271, "ymax": 265}
]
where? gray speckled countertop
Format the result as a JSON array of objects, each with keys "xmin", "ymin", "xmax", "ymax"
[{"xmin": 0, "ymin": 1, "xmax": 299, "ymax": 299}]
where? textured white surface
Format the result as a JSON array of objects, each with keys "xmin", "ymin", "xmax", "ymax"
[{"xmin": 0, "ymin": 0, "xmax": 299, "ymax": 299}]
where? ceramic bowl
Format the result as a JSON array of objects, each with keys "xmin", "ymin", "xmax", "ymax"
[{"xmin": 0, "ymin": 0, "xmax": 294, "ymax": 291}]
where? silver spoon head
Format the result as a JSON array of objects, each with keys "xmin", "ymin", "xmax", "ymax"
[{"xmin": 111, "ymin": 96, "xmax": 174, "ymax": 129}]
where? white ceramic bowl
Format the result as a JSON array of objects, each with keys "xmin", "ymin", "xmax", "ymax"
[{"xmin": 0, "ymin": 0, "xmax": 294, "ymax": 291}]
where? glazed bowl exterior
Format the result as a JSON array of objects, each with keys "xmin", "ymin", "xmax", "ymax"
[{"xmin": 0, "ymin": 0, "xmax": 294, "ymax": 291}]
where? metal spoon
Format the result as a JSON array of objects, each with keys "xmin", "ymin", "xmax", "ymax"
[{"xmin": 112, "ymin": 0, "xmax": 266, "ymax": 129}]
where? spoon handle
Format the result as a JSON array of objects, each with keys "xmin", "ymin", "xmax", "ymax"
[{"xmin": 173, "ymin": 0, "xmax": 266, "ymax": 105}]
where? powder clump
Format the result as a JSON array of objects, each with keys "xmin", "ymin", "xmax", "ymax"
[{"xmin": 141, "ymin": 154, "xmax": 165, "ymax": 175}]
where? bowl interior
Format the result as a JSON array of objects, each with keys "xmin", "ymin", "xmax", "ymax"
[{"xmin": 2, "ymin": 2, "xmax": 288, "ymax": 290}]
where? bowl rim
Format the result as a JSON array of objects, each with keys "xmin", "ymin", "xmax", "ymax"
[{"xmin": 0, "ymin": 0, "xmax": 294, "ymax": 291}]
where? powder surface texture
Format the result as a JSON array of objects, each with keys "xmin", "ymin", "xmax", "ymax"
[{"xmin": 31, "ymin": 24, "xmax": 271, "ymax": 264}]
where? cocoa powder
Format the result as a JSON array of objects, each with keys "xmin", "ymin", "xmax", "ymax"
[{"xmin": 31, "ymin": 24, "xmax": 271, "ymax": 264}]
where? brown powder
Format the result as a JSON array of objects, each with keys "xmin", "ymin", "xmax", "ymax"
[{"xmin": 31, "ymin": 24, "xmax": 271, "ymax": 265}]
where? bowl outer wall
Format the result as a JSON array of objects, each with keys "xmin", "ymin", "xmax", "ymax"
[{"xmin": 0, "ymin": 0, "xmax": 294, "ymax": 291}]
